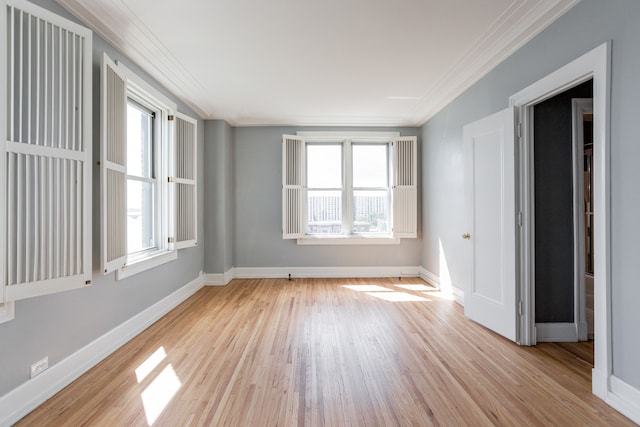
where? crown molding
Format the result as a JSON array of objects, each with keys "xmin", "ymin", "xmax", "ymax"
[
  {"xmin": 413, "ymin": 0, "xmax": 581, "ymax": 125},
  {"xmin": 56, "ymin": 0, "xmax": 579, "ymax": 127}
]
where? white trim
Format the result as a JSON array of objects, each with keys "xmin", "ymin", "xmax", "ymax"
[
  {"xmin": 203, "ymin": 268, "xmax": 235, "ymax": 286},
  {"xmin": 509, "ymin": 43, "xmax": 611, "ymax": 400},
  {"xmin": 414, "ymin": 0, "xmax": 580, "ymax": 125},
  {"xmin": 0, "ymin": 272, "xmax": 204, "ymax": 427},
  {"xmin": 608, "ymin": 376, "xmax": 640, "ymax": 424},
  {"xmin": 115, "ymin": 250, "xmax": 178, "ymax": 281},
  {"xmin": 0, "ymin": 302, "xmax": 15, "ymax": 324},
  {"xmin": 418, "ymin": 267, "xmax": 440, "ymax": 288},
  {"xmin": 452, "ymin": 286, "xmax": 465, "ymax": 306},
  {"xmin": 233, "ymin": 266, "xmax": 421, "ymax": 279},
  {"xmin": 297, "ymin": 131, "xmax": 399, "ymax": 139},
  {"xmin": 417, "ymin": 267, "xmax": 465, "ymax": 306},
  {"xmin": 297, "ymin": 236, "xmax": 400, "ymax": 245},
  {"xmin": 535, "ymin": 322, "xmax": 579, "ymax": 342},
  {"xmin": 117, "ymin": 61, "xmax": 177, "ymax": 112},
  {"xmin": 572, "ymin": 98, "xmax": 593, "ymax": 342},
  {"xmin": 204, "ymin": 274, "xmax": 225, "ymax": 286}
]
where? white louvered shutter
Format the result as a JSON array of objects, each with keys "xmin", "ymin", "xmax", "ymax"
[
  {"xmin": 173, "ymin": 113, "xmax": 197, "ymax": 249},
  {"xmin": 3, "ymin": 0, "xmax": 93, "ymax": 300},
  {"xmin": 392, "ymin": 136, "xmax": 418, "ymax": 238},
  {"xmin": 282, "ymin": 135, "xmax": 305, "ymax": 239},
  {"xmin": 101, "ymin": 54, "xmax": 127, "ymax": 274}
]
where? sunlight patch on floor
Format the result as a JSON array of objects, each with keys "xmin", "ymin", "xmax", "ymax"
[
  {"xmin": 394, "ymin": 284, "xmax": 435, "ymax": 292},
  {"xmin": 141, "ymin": 363, "xmax": 182, "ymax": 425},
  {"xmin": 366, "ymin": 292, "xmax": 431, "ymax": 302},
  {"xmin": 136, "ymin": 347, "xmax": 167, "ymax": 383},
  {"xmin": 342, "ymin": 284, "xmax": 392, "ymax": 292},
  {"xmin": 422, "ymin": 290, "xmax": 454, "ymax": 301}
]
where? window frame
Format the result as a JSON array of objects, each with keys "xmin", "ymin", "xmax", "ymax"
[
  {"xmin": 296, "ymin": 131, "xmax": 401, "ymax": 245},
  {"xmin": 101, "ymin": 55, "xmax": 181, "ymax": 280},
  {"xmin": 125, "ymin": 95, "xmax": 162, "ymax": 261},
  {"xmin": 116, "ymin": 63, "xmax": 177, "ymax": 279}
]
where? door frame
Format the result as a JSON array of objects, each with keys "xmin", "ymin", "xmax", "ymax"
[
  {"xmin": 572, "ymin": 98, "xmax": 593, "ymax": 342},
  {"xmin": 509, "ymin": 42, "xmax": 611, "ymax": 398}
]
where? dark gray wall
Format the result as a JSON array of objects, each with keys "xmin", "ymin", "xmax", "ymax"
[
  {"xmin": 0, "ymin": 0, "xmax": 205, "ymax": 397},
  {"xmin": 204, "ymin": 120, "xmax": 234, "ymax": 274},
  {"xmin": 534, "ymin": 80, "xmax": 592, "ymax": 323},
  {"xmin": 232, "ymin": 126, "xmax": 422, "ymax": 269},
  {"xmin": 421, "ymin": 0, "xmax": 640, "ymax": 389}
]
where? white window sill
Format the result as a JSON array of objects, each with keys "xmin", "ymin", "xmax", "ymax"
[
  {"xmin": 116, "ymin": 250, "xmax": 177, "ymax": 280},
  {"xmin": 297, "ymin": 235, "xmax": 400, "ymax": 245}
]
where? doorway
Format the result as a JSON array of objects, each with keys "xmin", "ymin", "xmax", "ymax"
[
  {"xmin": 531, "ymin": 80, "xmax": 592, "ymax": 346},
  {"xmin": 509, "ymin": 42, "xmax": 610, "ymax": 400}
]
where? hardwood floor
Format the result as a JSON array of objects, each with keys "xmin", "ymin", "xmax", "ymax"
[{"xmin": 18, "ymin": 278, "xmax": 634, "ymax": 426}]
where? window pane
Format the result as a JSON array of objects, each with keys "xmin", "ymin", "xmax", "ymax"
[
  {"xmin": 307, "ymin": 190, "xmax": 342, "ymax": 234},
  {"xmin": 353, "ymin": 145, "xmax": 387, "ymax": 188},
  {"xmin": 307, "ymin": 145, "xmax": 342, "ymax": 189},
  {"xmin": 127, "ymin": 102, "xmax": 154, "ymax": 178},
  {"xmin": 127, "ymin": 180, "xmax": 156, "ymax": 253},
  {"xmin": 353, "ymin": 190, "xmax": 389, "ymax": 234}
]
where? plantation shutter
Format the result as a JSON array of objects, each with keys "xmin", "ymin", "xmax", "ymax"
[
  {"xmin": 173, "ymin": 112, "xmax": 197, "ymax": 249},
  {"xmin": 101, "ymin": 53, "xmax": 127, "ymax": 274},
  {"xmin": 3, "ymin": 0, "xmax": 93, "ymax": 300},
  {"xmin": 282, "ymin": 135, "xmax": 305, "ymax": 239},
  {"xmin": 392, "ymin": 136, "xmax": 418, "ymax": 238}
]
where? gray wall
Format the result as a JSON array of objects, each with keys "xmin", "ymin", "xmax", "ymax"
[
  {"xmin": 0, "ymin": 0, "xmax": 205, "ymax": 397},
  {"xmin": 232, "ymin": 126, "xmax": 422, "ymax": 269},
  {"xmin": 204, "ymin": 120, "xmax": 234, "ymax": 274},
  {"xmin": 421, "ymin": 0, "xmax": 640, "ymax": 389}
]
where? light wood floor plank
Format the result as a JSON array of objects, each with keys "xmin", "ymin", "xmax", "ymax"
[{"xmin": 17, "ymin": 278, "xmax": 635, "ymax": 426}]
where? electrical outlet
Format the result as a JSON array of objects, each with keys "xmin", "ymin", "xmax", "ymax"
[{"xmin": 30, "ymin": 357, "xmax": 48, "ymax": 378}]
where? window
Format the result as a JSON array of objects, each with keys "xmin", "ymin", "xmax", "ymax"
[
  {"xmin": 101, "ymin": 54, "xmax": 197, "ymax": 278},
  {"xmin": 126, "ymin": 99, "xmax": 160, "ymax": 259},
  {"xmin": 283, "ymin": 132, "xmax": 417, "ymax": 244}
]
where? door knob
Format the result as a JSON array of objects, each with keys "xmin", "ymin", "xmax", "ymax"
[{"xmin": 462, "ymin": 233, "xmax": 471, "ymax": 240}]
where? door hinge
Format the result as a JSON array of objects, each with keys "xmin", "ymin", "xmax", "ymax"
[
  {"xmin": 168, "ymin": 176, "xmax": 174, "ymax": 183},
  {"xmin": 517, "ymin": 122, "xmax": 522, "ymax": 139},
  {"xmin": 168, "ymin": 237, "xmax": 175, "ymax": 243},
  {"xmin": 518, "ymin": 300, "xmax": 523, "ymax": 316},
  {"xmin": 168, "ymin": 115, "xmax": 175, "ymax": 121},
  {"xmin": 517, "ymin": 211, "xmax": 523, "ymax": 227}
]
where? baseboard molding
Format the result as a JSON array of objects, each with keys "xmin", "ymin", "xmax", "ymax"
[
  {"xmin": 418, "ymin": 267, "xmax": 440, "ymax": 288},
  {"xmin": 0, "ymin": 272, "xmax": 205, "ymax": 427},
  {"xmin": 535, "ymin": 322, "xmax": 579, "ymax": 342},
  {"xmin": 203, "ymin": 268, "xmax": 235, "ymax": 286},
  {"xmin": 416, "ymin": 267, "xmax": 464, "ymax": 306},
  {"xmin": 232, "ymin": 266, "xmax": 422, "ymax": 279},
  {"xmin": 452, "ymin": 286, "xmax": 465, "ymax": 306},
  {"xmin": 608, "ymin": 375, "xmax": 640, "ymax": 424}
]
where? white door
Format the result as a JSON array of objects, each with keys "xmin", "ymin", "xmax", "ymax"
[{"xmin": 463, "ymin": 107, "xmax": 517, "ymax": 341}]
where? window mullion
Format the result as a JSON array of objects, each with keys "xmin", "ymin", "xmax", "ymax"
[{"xmin": 344, "ymin": 140, "xmax": 352, "ymax": 235}]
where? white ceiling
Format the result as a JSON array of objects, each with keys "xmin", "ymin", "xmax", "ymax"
[{"xmin": 57, "ymin": 0, "xmax": 579, "ymax": 126}]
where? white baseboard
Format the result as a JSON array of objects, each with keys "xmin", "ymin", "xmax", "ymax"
[
  {"xmin": 204, "ymin": 268, "xmax": 236, "ymax": 286},
  {"xmin": 535, "ymin": 322, "xmax": 579, "ymax": 342},
  {"xmin": 0, "ymin": 272, "xmax": 205, "ymax": 427},
  {"xmin": 418, "ymin": 267, "xmax": 440, "ymax": 288},
  {"xmin": 232, "ymin": 266, "xmax": 421, "ymax": 279},
  {"xmin": 452, "ymin": 286, "xmax": 465, "ymax": 306},
  {"xmin": 417, "ymin": 267, "xmax": 464, "ymax": 306},
  {"xmin": 608, "ymin": 375, "xmax": 640, "ymax": 424},
  {"xmin": 204, "ymin": 273, "xmax": 225, "ymax": 285}
]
